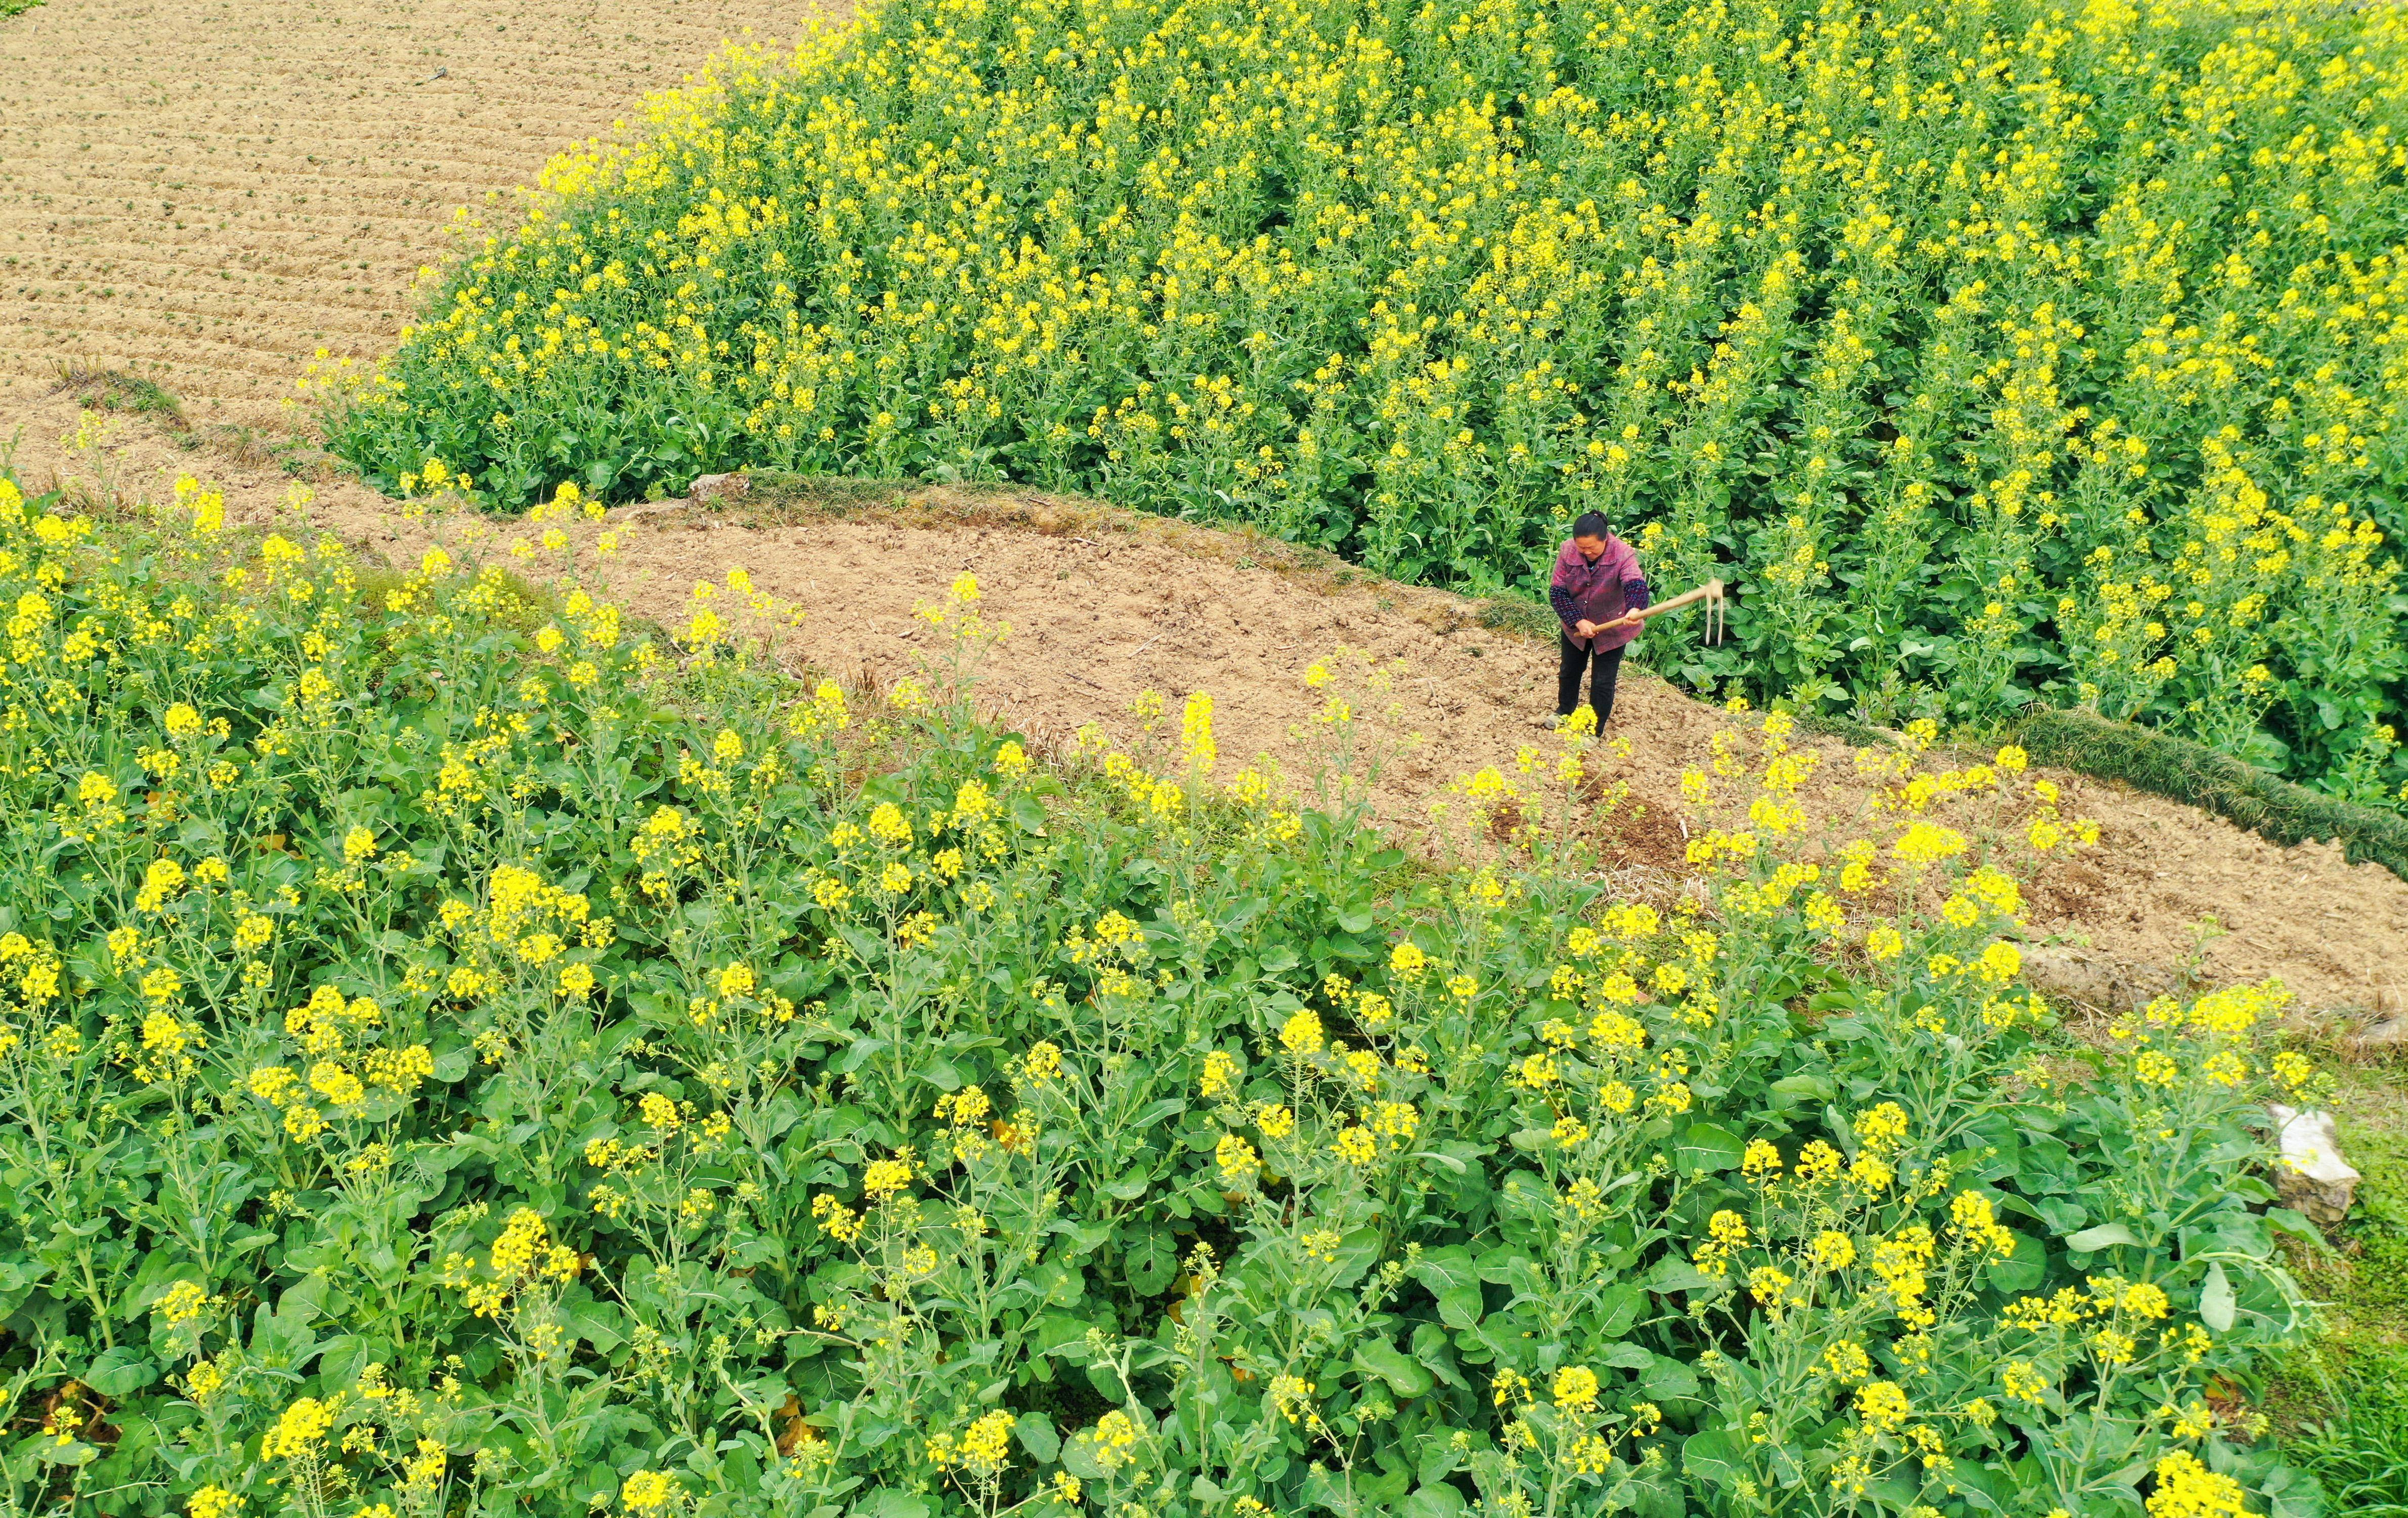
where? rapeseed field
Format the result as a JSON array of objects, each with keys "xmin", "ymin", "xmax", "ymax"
[
  {"xmin": 327, "ymin": 0, "xmax": 2408, "ymax": 801},
  {"xmin": 0, "ymin": 467, "xmax": 2328, "ymax": 1515}
]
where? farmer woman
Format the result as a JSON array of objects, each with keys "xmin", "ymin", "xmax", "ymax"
[{"xmin": 1541, "ymin": 511, "xmax": 1650, "ymax": 731}]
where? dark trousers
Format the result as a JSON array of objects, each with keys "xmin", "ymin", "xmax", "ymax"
[{"xmin": 1558, "ymin": 637, "xmax": 1625, "ymax": 726}]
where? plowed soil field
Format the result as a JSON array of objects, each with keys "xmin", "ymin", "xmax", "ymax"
[{"xmin": 0, "ymin": 0, "xmax": 805, "ymax": 438}]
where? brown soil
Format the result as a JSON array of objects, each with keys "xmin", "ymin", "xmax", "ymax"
[
  {"xmin": 287, "ymin": 480, "xmax": 2408, "ymax": 1025},
  {"xmin": 0, "ymin": 0, "xmax": 809, "ymax": 442}
]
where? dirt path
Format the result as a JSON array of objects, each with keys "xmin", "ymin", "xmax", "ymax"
[
  {"xmin": 285, "ymin": 482, "xmax": 2408, "ymax": 1026},
  {"xmin": 0, "ymin": 0, "xmax": 808, "ymax": 446}
]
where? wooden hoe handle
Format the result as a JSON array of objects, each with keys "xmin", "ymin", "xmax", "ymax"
[{"xmin": 1593, "ymin": 578, "xmax": 1725, "ymax": 646}]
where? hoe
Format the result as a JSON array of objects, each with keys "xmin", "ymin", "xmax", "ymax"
[{"xmin": 1614, "ymin": 577, "xmax": 1726, "ymax": 646}]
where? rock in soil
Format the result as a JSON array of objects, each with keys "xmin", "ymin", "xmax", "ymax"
[{"xmin": 2267, "ymin": 1104, "xmax": 2360, "ymax": 1227}]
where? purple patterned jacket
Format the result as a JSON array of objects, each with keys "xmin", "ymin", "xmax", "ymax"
[{"xmin": 1548, "ymin": 536, "xmax": 1651, "ymax": 652}]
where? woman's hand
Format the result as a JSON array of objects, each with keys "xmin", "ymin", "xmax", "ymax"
[{"xmin": 1573, "ymin": 618, "xmax": 1599, "ymax": 639}]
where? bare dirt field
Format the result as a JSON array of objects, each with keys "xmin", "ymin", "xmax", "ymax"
[
  {"xmin": 0, "ymin": 0, "xmax": 808, "ymax": 447},
  {"xmin": 4, "ymin": 0, "xmax": 2402, "ymax": 1032}
]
